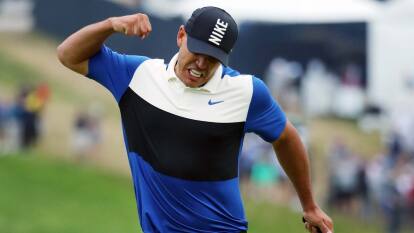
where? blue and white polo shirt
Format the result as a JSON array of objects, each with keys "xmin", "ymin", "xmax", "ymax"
[{"xmin": 87, "ymin": 45, "xmax": 287, "ymax": 233}]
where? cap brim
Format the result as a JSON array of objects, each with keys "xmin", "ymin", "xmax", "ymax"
[{"xmin": 186, "ymin": 36, "xmax": 229, "ymax": 66}]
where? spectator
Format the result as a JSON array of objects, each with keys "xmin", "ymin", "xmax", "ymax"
[
  {"xmin": 16, "ymin": 83, "xmax": 49, "ymax": 149},
  {"xmin": 71, "ymin": 106, "xmax": 102, "ymax": 162}
]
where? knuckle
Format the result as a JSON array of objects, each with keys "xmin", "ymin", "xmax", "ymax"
[
  {"xmin": 134, "ymin": 14, "xmax": 143, "ymax": 21},
  {"xmin": 136, "ymin": 13, "xmax": 148, "ymax": 20}
]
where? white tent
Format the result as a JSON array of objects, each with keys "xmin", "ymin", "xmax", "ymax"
[
  {"xmin": 369, "ymin": 0, "xmax": 414, "ymax": 110},
  {"xmin": 174, "ymin": 0, "xmax": 381, "ymax": 23}
]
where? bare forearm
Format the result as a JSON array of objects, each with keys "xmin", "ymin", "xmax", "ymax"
[
  {"xmin": 57, "ymin": 14, "xmax": 152, "ymax": 75},
  {"xmin": 57, "ymin": 18, "xmax": 114, "ymax": 73},
  {"xmin": 272, "ymin": 121, "xmax": 317, "ymax": 211}
]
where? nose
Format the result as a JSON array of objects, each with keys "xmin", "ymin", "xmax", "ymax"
[{"xmin": 195, "ymin": 55, "xmax": 209, "ymax": 69}]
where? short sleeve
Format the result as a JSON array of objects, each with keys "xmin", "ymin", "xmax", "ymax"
[
  {"xmin": 87, "ymin": 45, "xmax": 149, "ymax": 102},
  {"xmin": 245, "ymin": 77, "xmax": 287, "ymax": 142}
]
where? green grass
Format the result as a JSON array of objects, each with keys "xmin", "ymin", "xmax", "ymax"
[
  {"xmin": 0, "ymin": 152, "xmax": 386, "ymax": 233},
  {"xmin": 0, "ymin": 153, "xmax": 138, "ymax": 233}
]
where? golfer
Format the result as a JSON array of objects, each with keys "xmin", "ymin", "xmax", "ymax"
[{"xmin": 57, "ymin": 6, "xmax": 333, "ymax": 233}]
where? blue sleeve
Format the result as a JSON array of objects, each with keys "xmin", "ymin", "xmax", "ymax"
[
  {"xmin": 222, "ymin": 66, "xmax": 241, "ymax": 78},
  {"xmin": 245, "ymin": 77, "xmax": 287, "ymax": 142},
  {"xmin": 87, "ymin": 45, "xmax": 149, "ymax": 102}
]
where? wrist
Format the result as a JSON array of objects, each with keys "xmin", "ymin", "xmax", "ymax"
[
  {"xmin": 302, "ymin": 201, "xmax": 318, "ymax": 212},
  {"xmin": 106, "ymin": 17, "xmax": 117, "ymax": 33},
  {"xmin": 297, "ymin": 190, "xmax": 318, "ymax": 212}
]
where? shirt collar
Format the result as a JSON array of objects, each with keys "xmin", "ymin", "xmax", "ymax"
[{"xmin": 166, "ymin": 53, "xmax": 223, "ymax": 93}]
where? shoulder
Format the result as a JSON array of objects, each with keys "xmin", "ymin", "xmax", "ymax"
[
  {"xmin": 221, "ymin": 66, "xmax": 252, "ymax": 84},
  {"xmin": 137, "ymin": 57, "xmax": 165, "ymax": 68},
  {"xmin": 220, "ymin": 67, "xmax": 252, "ymax": 95},
  {"xmin": 128, "ymin": 58, "xmax": 168, "ymax": 89},
  {"xmin": 88, "ymin": 45, "xmax": 153, "ymax": 76},
  {"xmin": 222, "ymin": 66, "xmax": 241, "ymax": 78},
  {"xmin": 133, "ymin": 58, "xmax": 166, "ymax": 74},
  {"xmin": 220, "ymin": 67, "xmax": 269, "ymax": 94},
  {"xmin": 251, "ymin": 76, "xmax": 270, "ymax": 94}
]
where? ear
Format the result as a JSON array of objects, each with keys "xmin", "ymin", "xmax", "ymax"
[{"xmin": 177, "ymin": 25, "xmax": 186, "ymax": 47}]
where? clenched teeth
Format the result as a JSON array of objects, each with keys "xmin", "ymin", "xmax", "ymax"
[{"xmin": 190, "ymin": 69, "xmax": 203, "ymax": 78}]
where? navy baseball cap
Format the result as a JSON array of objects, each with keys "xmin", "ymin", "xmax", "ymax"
[{"xmin": 184, "ymin": 6, "xmax": 238, "ymax": 66}]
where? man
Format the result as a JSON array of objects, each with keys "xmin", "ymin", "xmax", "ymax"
[{"xmin": 57, "ymin": 6, "xmax": 333, "ymax": 233}]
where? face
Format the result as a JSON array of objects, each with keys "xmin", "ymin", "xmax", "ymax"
[{"xmin": 175, "ymin": 26, "xmax": 220, "ymax": 88}]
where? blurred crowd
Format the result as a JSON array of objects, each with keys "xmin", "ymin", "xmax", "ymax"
[
  {"xmin": 0, "ymin": 82, "xmax": 104, "ymax": 160},
  {"xmin": 240, "ymin": 133, "xmax": 288, "ymax": 202},
  {"xmin": 0, "ymin": 84, "xmax": 49, "ymax": 154},
  {"xmin": 238, "ymin": 57, "xmax": 414, "ymax": 233},
  {"xmin": 327, "ymin": 135, "xmax": 414, "ymax": 233},
  {"xmin": 265, "ymin": 57, "xmax": 365, "ymax": 118}
]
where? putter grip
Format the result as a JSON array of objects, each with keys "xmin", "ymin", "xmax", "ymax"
[{"xmin": 302, "ymin": 217, "xmax": 322, "ymax": 233}]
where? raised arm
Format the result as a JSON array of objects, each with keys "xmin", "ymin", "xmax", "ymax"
[
  {"xmin": 272, "ymin": 121, "xmax": 333, "ymax": 233},
  {"xmin": 57, "ymin": 13, "xmax": 152, "ymax": 75}
]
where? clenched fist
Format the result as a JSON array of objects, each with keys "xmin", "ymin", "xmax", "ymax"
[{"xmin": 109, "ymin": 13, "xmax": 152, "ymax": 39}]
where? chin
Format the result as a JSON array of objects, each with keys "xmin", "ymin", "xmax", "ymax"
[
  {"xmin": 186, "ymin": 83, "xmax": 199, "ymax": 88},
  {"xmin": 184, "ymin": 77, "xmax": 203, "ymax": 88}
]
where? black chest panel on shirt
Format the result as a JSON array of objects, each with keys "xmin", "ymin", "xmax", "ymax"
[{"xmin": 119, "ymin": 88, "xmax": 245, "ymax": 181}]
